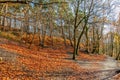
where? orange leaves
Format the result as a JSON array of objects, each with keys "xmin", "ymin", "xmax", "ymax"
[
  {"xmin": 0, "ymin": 37, "xmax": 107, "ymax": 79},
  {"xmin": 112, "ymin": 74, "xmax": 120, "ymax": 80},
  {"xmin": 0, "ymin": 43, "xmax": 85, "ymax": 79},
  {"xmin": 77, "ymin": 53, "xmax": 106, "ymax": 61},
  {"xmin": 2, "ymin": 77, "xmax": 11, "ymax": 80}
]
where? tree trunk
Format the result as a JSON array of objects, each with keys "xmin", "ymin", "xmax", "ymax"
[
  {"xmin": 116, "ymin": 41, "xmax": 120, "ymax": 60},
  {"xmin": 76, "ymin": 24, "xmax": 87, "ymax": 55},
  {"xmin": 68, "ymin": 25, "xmax": 73, "ymax": 47},
  {"xmin": 73, "ymin": 28, "xmax": 77, "ymax": 60},
  {"xmin": 85, "ymin": 27, "xmax": 89, "ymax": 53},
  {"xmin": 61, "ymin": 26, "xmax": 67, "ymax": 47}
]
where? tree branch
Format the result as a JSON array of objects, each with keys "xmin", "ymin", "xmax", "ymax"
[
  {"xmin": 0, "ymin": 1, "xmax": 27, "ymax": 4},
  {"xmin": 0, "ymin": 1, "xmax": 67, "ymax": 5},
  {"xmin": 29, "ymin": 1, "xmax": 67, "ymax": 5}
]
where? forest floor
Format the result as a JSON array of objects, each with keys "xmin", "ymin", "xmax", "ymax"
[{"xmin": 0, "ymin": 37, "xmax": 120, "ymax": 80}]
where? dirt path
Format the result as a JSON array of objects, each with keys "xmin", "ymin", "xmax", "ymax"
[
  {"xmin": 76, "ymin": 56, "xmax": 120, "ymax": 80},
  {"xmin": 0, "ymin": 48, "xmax": 18, "ymax": 62},
  {"xmin": 77, "ymin": 56, "xmax": 119, "ymax": 69}
]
